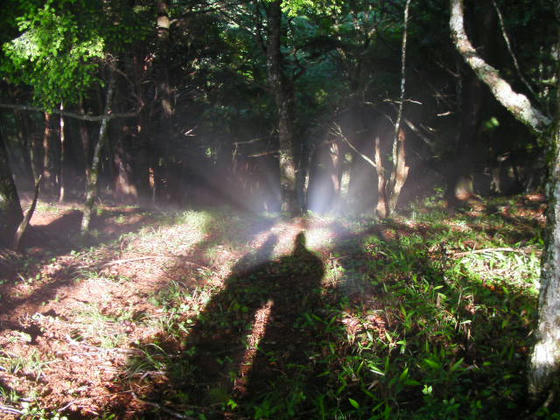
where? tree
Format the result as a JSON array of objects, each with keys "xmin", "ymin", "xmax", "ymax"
[
  {"xmin": 0, "ymin": 130, "xmax": 23, "ymax": 247},
  {"xmin": 266, "ymin": 0, "xmax": 300, "ymax": 214},
  {"xmin": 450, "ymin": 0, "xmax": 558, "ymax": 404},
  {"xmin": 1, "ymin": 0, "xmax": 149, "ymax": 232}
]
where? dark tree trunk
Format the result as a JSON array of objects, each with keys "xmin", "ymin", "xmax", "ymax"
[
  {"xmin": 0, "ymin": 130, "xmax": 23, "ymax": 247},
  {"xmin": 267, "ymin": 0, "xmax": 299, "ymax": 215},
  {"xmin": 113, "ymin": 128, "xmax": 138, "ymax": 203},
  {"xmin": 13, "ymin": 110, "xmax": 34, "ymax": 184}
]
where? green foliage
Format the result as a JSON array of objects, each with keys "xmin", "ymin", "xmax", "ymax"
[
  {"xmin": 1, "ymin": 0, "xmax": 151, "ymax": 109},
  {"xmin": 2, "ymin": 0, "xmax": 105, "ymax": 109}
]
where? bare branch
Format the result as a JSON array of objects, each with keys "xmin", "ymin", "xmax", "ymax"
[
  {"xmin": 0, "ymin": 103, "xmax": 140, "ymax": 122},
  {"xmin": 492, "ymin": 0, "xmax": 538, "ymax": 99},
  {"xmin": 330, "ymin": 123, "xmax": 378, "ymax": 169}
]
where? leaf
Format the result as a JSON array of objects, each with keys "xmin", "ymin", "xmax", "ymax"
[
  {"xmin": 449, "ymin": 358, "xmax": 464, "ymax": 373},
  {"xmin": 349, "ymin": 398, "xmax": 360, "ymax": 409},
  {"xmin": 424, "ymin": 358, "xmax": 441, "ymax": 369}
]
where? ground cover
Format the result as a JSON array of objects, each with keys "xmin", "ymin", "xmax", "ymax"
[{"xmin": 0, "ymin": 193, "xmax": 552, "ymax": 419}]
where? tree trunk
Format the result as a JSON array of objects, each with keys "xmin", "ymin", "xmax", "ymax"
[
  {"xmin": 113, "ymin": 131, "xmax": 138, "ymax": 203},
  {"xmin": 79, "ymin": 101, "xmax": 91, "ymax": 181},
  {"xmin": 42, "ymin": 112, "xmax": 57, "ymax": 194},
  {"xmin": 449, "ymin": 0, "xmax": 557, "ymax": 403},
  {"xmin": 374, "ymin": 136, "xmax": 388, "ymax": 218},
  {"xmin": 0, "ymin": 130, "xmax": 23, "ymax": 247},
  {"xmin": 13, "ymin": 110, "xmax": 34, "ymax": 184},
  {"xmin": 388, "ymin": 129, "xmax": 409, "ymax": 213},
  {"xmin": 81, "ymin": 71, "xmax": 116, "ymax": 234},
  {"xmin": 529, "ymin": 110, "xmax": 560, "ymax": 403},
  {"xmin": 13, "ymin": 174, "xmax": 42, "ymax": 251},
  {"xmin": 267, "ymin": 0, "xmax": 299, "ymax": 215},
  {"xmin": 528, "ymin": 5, "xmax": 560, "ymax": 401},
  {"xmin": 59, "ymin": 102, "xmax": 66, "ymax": 202},
  {"xmin": 387, "ymin": 0, "xmax": 411, "ymax": 215}
]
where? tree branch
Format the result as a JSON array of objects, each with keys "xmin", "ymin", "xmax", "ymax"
[
  {"xmin": 449, "ymin": 0, "xmax": 551, "ymax": 133},
  {"xmin": 330, "ymin": 123, "xmax": 378, "ymax": 170},
  {"xmin": 492, "ymin": 0, "xmax": 538, "ymax": 99},
  {"xmin": 0, "ymin": 103, "xmax": 139, "ymax": 122}
]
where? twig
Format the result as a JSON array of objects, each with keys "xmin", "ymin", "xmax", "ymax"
[
  {"xmin": 452, "ymin": 247, "xmax": 538, "ymax": 257},
  {"xmin": 0, "ymin": 404, "xmax": 24, "ymax": 415},
  {"xmin": 58, "ymin": 399, "xmax": 86, "ymax": 413},
  {"xmin": 131, "ymin": 392, "xmax": 195, "ymax": 419},
  {"xmin": 65, "ymin": 334, "xmax": 141, "ymax": 355},
  {"xmin": 103, "ymin": 256, "xmax": 212, "ymax": 272},
  {"xmin": 102, "ymin": 255, "xmax": 174, "ymax": 266},
  {"xmin": 492, "ymin": 0, "xmax": 538, "ymax": 99}
]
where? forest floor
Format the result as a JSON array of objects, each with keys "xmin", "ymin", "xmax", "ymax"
[{"xmin": 0, "ymin": 193, "xmax": 552, "ymax": 419}]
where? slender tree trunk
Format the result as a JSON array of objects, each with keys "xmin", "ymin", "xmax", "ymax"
[
  {"xmin": 14, "ymin": 110, "xmax": 33, "ymax": 184},
  {"xmin": 81, "ymin": 71, "xmax": 116, "ymax": 234},
  {"xmin": 59, "ymin": 102, "xmax": 66, "ymax": 202},
  {"xmin": 42, "ymin": 112, "xmax": 56, "ymax": 194},
  {"xmin": 387, "ymin": 0, "xmax": 411, "ymax": 215},
  {"xmin": 149, "ymin": 0, "xmax": 174, "ymax": 204},
  {"xmin": 13, "ymin": 174, "xmax": 42, "ymax": 251},
  {"xmin": 375, "ymin": 136, "xmax": 388, "ymax": 218},
  {"xmin": 388, "ymin": 129, "xmax": 409, "ymax": 212},
  {"xmin": 113, "ymin": 133, "xmax": 138, "ymax": 203},
  {"xmin": 79, "ymin": 101, "xmax": 91, "ymax": 181},
  {"xmin": 267, "ymin": 0, "xmax": 299, "ymax": 214},
  {"xmin": 0, "ymin": 130, "xmax": 23, "ymax": 247}
]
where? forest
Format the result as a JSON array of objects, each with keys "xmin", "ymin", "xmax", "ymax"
[{"xmin": 0, "ymin": 0, "xmax": 558, "ymax": 418}]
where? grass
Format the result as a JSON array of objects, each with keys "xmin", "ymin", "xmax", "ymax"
[
  {"xmin": 1, "ymin": 195, "xmax": 554, "ymax": 418},
  {"xmin": 119, "ymin": 197, "xmax": 548, "ymax": 419}
]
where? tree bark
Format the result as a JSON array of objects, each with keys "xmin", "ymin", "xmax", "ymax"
[
  {"xmin": 449, "ymin": 0, "xmax": 557, "ymax": 403},
  {"xmin": 267, "ymin": 0, "xmax": 299, "ymax": 215},
  {"xmin": 529, "ymin": 106, "xmax": 560, "ymax": 403},
  {"xmin": 528, "ymin": 4, "xmax": 560, "ymax": 401},
  {"xmin": 81, "ymin": 71, "xmax": 116, "ymax": 234},
  {"xmin": 0, "ymin": 130, "xmax": 23, "ymax": 247}
]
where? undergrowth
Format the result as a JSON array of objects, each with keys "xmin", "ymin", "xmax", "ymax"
[
  {"xmin": 124, "ymin": 197, "xmax": 546, "ymax": 419},
  {"xmin": 0, "ymin": 196, "xmax": 551, "ymax": 419}
]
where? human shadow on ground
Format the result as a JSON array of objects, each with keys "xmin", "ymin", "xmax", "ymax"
[{"xmin": 136, "ymin": 231, "xmax": 329, "ymax": 418}]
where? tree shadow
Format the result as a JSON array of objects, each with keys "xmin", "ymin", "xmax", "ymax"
[{"xmin": 133, "ymin": 230, "xmax": 331, "ymax": 418}]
